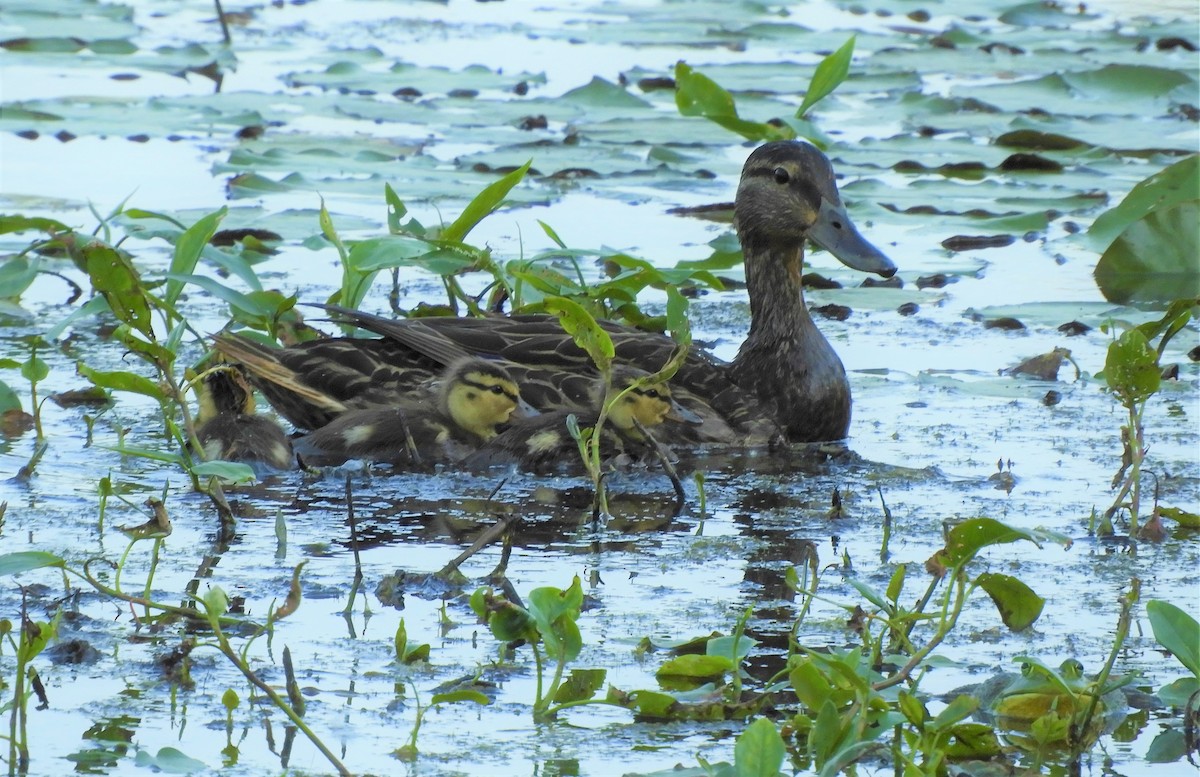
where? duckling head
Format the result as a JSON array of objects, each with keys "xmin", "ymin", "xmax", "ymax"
[
  {"xmin": 197, "ymin": 365, "xmax": 257, "ymax": 422},
  {"xmin": 735, "ymin": 140, "xmax": 894, "ymax": 277},
  {"xmin": 441, "ymin": 358, "xmax": 524, "ymax": 440},
  {"xmin": 601, "ymin": 367, "xmax": 700, "ymax": 434}
]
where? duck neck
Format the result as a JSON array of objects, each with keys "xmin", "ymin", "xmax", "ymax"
[
  {"xmin": 732, "ymin": 242, "xmax": 851, "ymax": 442},
  {"xmin": 743, "ymin": 243, "xmax": 811, "ymax": 340}
]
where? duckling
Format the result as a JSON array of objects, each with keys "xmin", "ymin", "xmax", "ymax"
[
  {"xmin": 195, "ymin": 365, "xmax": 294, "ymax": 470},
  {"xmin": 464, "ymin": 366, "xmax": 699, "ymax": 474},
  {"xmin": 218, "ymin": 141, "xmax": 896, "ymax": 444},
  {"xmin": 292, "ymin": 358, "xmax": 525, "ymax": 467}
]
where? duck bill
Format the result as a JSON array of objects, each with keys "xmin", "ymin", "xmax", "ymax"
[
  {"xmin": 511, "ymin": 397, "xmax": 539, "ymax": 420},
  {"xmin": 807, "ymin": 198, "xmax": 897, "ymax": 278},
  {"xmin": 666, "ymin": 400, "xmax": 703, "ymax": 425}
]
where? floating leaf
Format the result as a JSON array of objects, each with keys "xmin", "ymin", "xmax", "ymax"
[
  {"xmin": 552, "ymin": 668, "xmax": 607, "ymax": 704},
  {"xmin": 0, "ymin": 551, "xmax": 66, "ymax": 576},
  {"xmin": 1088, "ymin": 155, "xmax": 1199, "ymax": 249}
]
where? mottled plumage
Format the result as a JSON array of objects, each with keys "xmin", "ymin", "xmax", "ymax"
[
  {"xmin": 464, "ymin": 367, "xmax": 699, "ymax": 473},
  {"xmin": 217, "ymin": 142, "xmax": 895, "ymax": 444},
  {"xmin": 195, "ymin": 366, "xmax": 293, "ymax": 470},
  {"xmin": 292, "ymin": 358, "xmax": 523, "ymax": 467}
]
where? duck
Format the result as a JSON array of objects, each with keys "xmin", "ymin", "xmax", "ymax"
[
  {"xmin": 218, "ymin": 141, "xmax": 896, "ymax": 443},
  {"xmin": 194, "ymin": 364, "xmax": 294, "ymax": 470},
  {"xmin": 464, "ymin": 366, "xmax": 700, "ymax": 474},
  {"xmin": 291, "ymin": 357, "xmax": 525, "ymax": 467}
]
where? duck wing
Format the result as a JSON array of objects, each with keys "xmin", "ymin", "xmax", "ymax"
[
  {"xmin": 318, "ymin": 305, "xmax": 754, "ymax": 442},
  {"xmin": 212, "ymin": 332, "xmax": 440, "ymax": 430}
]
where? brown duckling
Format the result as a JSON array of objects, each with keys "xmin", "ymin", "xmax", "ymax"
[
  {"xmin": 293, "ymin": 358, "xmax": 525, "ymax": 468},
  {"xmin": 195, "ymin": 365, "xmax": 294, "ymax": 470},
  {"xmin": 464, "ymin": 366, "xmax": 699, "ymax": 474}
]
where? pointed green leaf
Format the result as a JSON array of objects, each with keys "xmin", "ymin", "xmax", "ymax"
[
  {"xmin": 0, "ymin": 551, "xmax": 66, "ymax": 576},
  {"xmin": 166, "ymin": 208, "xmax": 226, "ymax": 307},
  {"xmin": 441, "ymin": 160, "xmax": 531, "ymax": 243},
  {"xmin": 976, "ymin": 572, "xmax": 1044, "ymax": 631},
  {"xmin": 733, "ymin": 717, "xmax": 785, "ymax": 777},
  {"xmin": 1147, "ymin": 600, "xmax": 1200, "ymax": 678},
  {"xmin": 797, "ymin": 36, "xmax": 855, "ymax": 118}
]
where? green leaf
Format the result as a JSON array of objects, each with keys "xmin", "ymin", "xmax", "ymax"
[
  {"xmin": 20, "ymin": 355, "xmax": 49, "ymax": 384},
  {"xmin": 1157, "ymin": 676, "xmax": 1199, "ymax": 707},
  {"xmin": 656, "ymin": 654, "xmax": 734, "ymax": 680},
  {"xmin": 937, "ymin": 517, "xmax": 1063, "ymax": 567},
  {"xmin": 0, "ymin": 214, "xmax": 71, "ymax": 235},
  {"xmin": 384, "ymin": 183, "xmax": 408, "ymax": 234},
  {"xmin": 552, "ymin": 668, "xmax": 607, "ymax": 704},
  {"xmin": 166, "ymin": 208, "xmax": 226, "ymax": 307},
  {"xmin": 528, "ymin": 576, "xmax": 584, "ymax": 663},
  {"xmin": 77, "ymin": 364, "xmax": 165, "ymax": 400},
  {"xmin": 797, "ymin": 36, "xmax": 855, "ymax": 118},
  {"xmin": 1104, "ymin": 328, "xmax": 1161, "ymax": 405},
  {"xmin": 1146, "ymin": 728, "xmax": 1187, "ymax": 763},
  {"xmin": 542, "ymin": 296, "xmax": 614, "ymax": 373},
  {"xmin": 82, "ymin": 242, "xmax": 152, "ymax": 337},
  {"xmin": 469, "ymin": 587, "xmax": 538, "ymax": 643},
  {"xmin": 1146, "ymin": 600, "xmax": 1200, "ymax": 678},
  {"xmin": 0, "ymin": 379, "xmax": 21, "ymax": 413},
  {"xmin": 430, "ymin": 689, "xmax": 491, "ymax": 706},
  {"xmin": 847, "ymin": 578, "xmax": 890, "ymax": 611},
  {"xmin": 190, "ymin": 460, "xmax": 257, "ymax": 484},
  {"xmin": 0, "ymin": 551, "xmax": 66, "ymax": 576},
  {"xmin": 440, "ymin": 160, "xmax": 531, "ymax": 244},
  {"xmin": 1094, "ymin": 200, "xmax": 1200, "ymax": 303},
  {"xmin": 0, "ymin": 256, "xmax": 41, "ymax": 298},
  {"xmin": 931, "ymin": 694, "xmax": 979, "ymax": 731},
  {"xmin": 1088, "ymin": 155, "xmax": 1199, "ymax": 249},
  {"xmin": 674, "ymin": 62, "xmax": 793, "ymax": 142},
  {"xmin": 132, "ymin": 747, "xmax": 207, "ymax": 774},
  {"xmin": 201, "ymin": 586, "xmax": 229, "ymax": 622},
  {"xmin": 885, "ymin": 565, "xmax": 906, "ymax": 604},
  {"xmin": 733, "ymin": 717, "xmax": 785, "ymax": 777},
  {"xmin": 706, "ymin": 634, "xmax": 758, "ymax": 664},
  {"xmin": 675, "ymin": 61, "xmax": 738, "ymax": 119},
  {"xmin": 976, "ymin": 572, "xmax": 1045, "ymax": 631}
]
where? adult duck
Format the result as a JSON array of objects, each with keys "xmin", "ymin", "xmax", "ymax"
[{"xmin": 220, "ymin": 141, "xmax": 896, "ymax": 442}]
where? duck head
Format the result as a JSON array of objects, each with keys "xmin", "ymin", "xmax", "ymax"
[
  {"xmin": 735, "ymin": 141, "xmax": 895, "ymax": 277},
  {"xmin": 602, "ymin": 366, "xmax": 702, "ymax": 433},
  {"xmin": 442, "ymin": 358, "xmax": 527, "ymax": 440},
  {"xmin": 197, "ymin": 364, "xmax": 257, "ymax": 421}
]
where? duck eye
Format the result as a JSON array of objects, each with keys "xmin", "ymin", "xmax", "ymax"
[
  {"xmin": 773, "ymin": 167, "xmax": 790, "ymax": 184},
  {"xmin": 489, "ymin": 385, "xmax": 505, "ymax": 395},
  {"xmin": 644, "ymin": 389, "xmax": 661, "ymax": 399}
]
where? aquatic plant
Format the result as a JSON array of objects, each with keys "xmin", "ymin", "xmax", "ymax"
[{"xmin": 1100, "ymin": 297, "xmax": 1198, "ymax": 536}]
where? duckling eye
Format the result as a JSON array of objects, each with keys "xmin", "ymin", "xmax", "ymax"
[
  {"xmin": 488, "ymin": 385, "xmax": 506, "ymax": 395},
  {"xmin": 773, "ymin": 167, "xmax": 790, "ymax": 185},
  {"xmin": 644, "ymin": 389, "xmax": 661, "ymax": 399}
]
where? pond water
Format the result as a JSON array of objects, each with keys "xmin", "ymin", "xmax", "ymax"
[{"xmin": 0, "ymin": 0, "xmax": 1198, "ymax": 775}]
